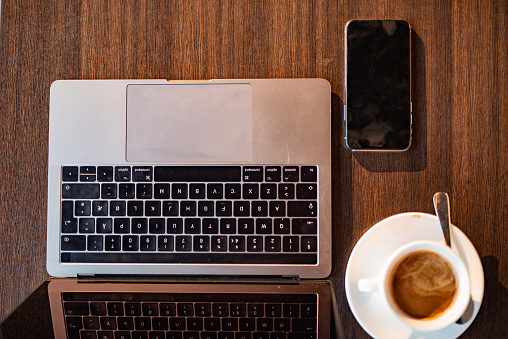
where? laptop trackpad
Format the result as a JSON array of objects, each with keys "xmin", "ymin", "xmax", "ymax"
[{"xmin": 126, "ymin": 83, "xmax": 253, "ymax": 162}]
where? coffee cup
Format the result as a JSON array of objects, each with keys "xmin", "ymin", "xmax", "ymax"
[{"xmin": 357, "ymin": 240, "xmax": 471, "ymax": 332}]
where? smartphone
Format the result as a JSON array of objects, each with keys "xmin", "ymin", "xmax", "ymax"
[{"xmin": 344, "ymin": 20, "xmax": 412, "ymax": 151}]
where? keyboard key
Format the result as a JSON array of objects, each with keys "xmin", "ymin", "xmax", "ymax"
[
  {"xmin": 243, "ymin": 184, "xmax": 259, "ymax": 199},
  {"xmin": 136, "ymin": 183, "xmax": 152, "ymax": 199},
  {"xmin": 198, "ymin": 201, "xmax": 214, "ymax": 216},
  {"xmin": 251, "ymin": 201, "xmax": 268, "ymax": 216},
  {"xmin": 110, "ymin": 201, "xmax": 126, "ymax": 216},
  {"xmin": 273, "ymin": 218, "xmax": 290, "ymax": 234},
  {"xmin": 247, "ymin": 236, "xmax": 263, "ymax": 252},
  {"xmin": 167, "ymin": 218, "xmax": 183, "ymax": 234},
  {"xmin": 92, "ymin": 200, "xmax": 108, "ymax": 216},
  {"xmin": 64, "ymin": 302, "xmax": 89, "ymax": 315},
  {"xmin": 260, "ymin": 183, "xmax": 277, "ymax": 199},
  {"xmin": 225, "ymin": 184, "xmax": 241, "ymax": 199},
  {"xmin": 62, "ymin": 184, "xmax": 100, "ymax": 199},
  {"xmin": 97, "ymin": 218, "xmax": 112, "ymax": 233},
  {"xmin": 152, "ymin": 317, "xmax": 168, "ymax": 330},
  {"xmin": 301, "ymin": 236, "xmax": 318, "ymax": 252},
  {"xmin": 265, "ymin": 166, "xmax": 281, "ymax": 182},
  {"xmin": 189, "ymin": 183, "xmax": 206, "ymax": 199},
  {"xmin": 297, "ymin": 183, "xmax": 317, "ymax": 199},
  {"xmin": 123, "ymin": 235, "xmax": 139, "ymax": 251},
  {"xmin": 220, "ymin": 219, "xmax": 236, "ymax": 234},
  {"xmin": 185, "ymin": 218, "xmax": 201, "ymax": 234},
  {"xmin": 90, "ymin": 302, "xmax": 107, "ymax": 316},
  {"xmin": 154, "ymin": 184, "xmax": 170, "ymax": 199},
  {"xmin": 149, "ymin": 218, "xmax": 165, "ymax": 233},
  {"xmin": 202, "ymin": 218, "xmax": 219, "ymax": 234},
  {"xmin": 132, "ymin": 166, "xmax": 153, "ymax": 182},
  {"xmin": 193, "ymin": 236, "xmax": 210, "ymax": 251},
  {"xmin": 107, "ymin": 302, "xmax": 124, "ymax": 316},
  {"xmin": 114, "ymin": 218, "xmax": 130, "ymax": 233},
  {"xmin": 132, "ymin": 218, "xmax": 148, "ymax": 233},
  {"xmin": 292, "ymin": 318, "xmax": 317, "ymax": 332},
  {"xmin": 80, "ymin": 166, "xmax": 97, "ymax": 182},
  {"xmin": 175, "ymin": 236, "xmax": 192, "ymax": 251},
  {"xmin": 256, "ymin": 219, "xmax": 272, "ymax": 234},
  {"xmin": 79, "ymin": 218, "xmax": 94, "ymax": 233},
  {"xmin": 119, "ymin": 184, "xmax": 135, "ymax": 199},
  {"xmin": 135, "ymin": 317, "xmax": 151, "ymax": 330},
  {"xmin": 287, "ymin": 201, "xmax": 317, "ymax": 217},
  {"xmin": 115, "ymin": 166, "xmax": 131, "ymax": 182},
  {"xmin": 75, "ymin": 201, "xmax": 91, "ymax": 216},
  {"xmin": 234, "ymin": 201, "xmax": 250, "ymax": 216},
  {"xmin": 87, "ymin": 235, "xmax": 103, "ymax": 251},
  {"xmin": 162, "ymin": 201, "xmax": 179, "ymax": 216},
  {"xmin": 211, "ymin": 236, "xmax": 227, "ymax": 252},
  {"xmin": 117, "ymin": 317, "xmax": 134, "ymax": 330},
  {"xmin": 178, "ymin": 303, "xmax": 194, "ymax": 316},
  {"xmin": 283, "ymin": 236, "xmax": 299, "ymax": 252},
  {"xmin": 140, "ymin": 236, "xmax": 156, "ymax": 251},
  {"xmin": 83, "ymin": 316, "xmax": 100, "ymax": 329},
  {"xmin": 61, "ymin": 235, "xmax": 86, "ymax": 251},
  {"xmin": 145, "ymin": 201, "xmax": 161, "ymax": 216},
  {"xmin": 282, "ymin": 166, "xmax": 299, "ymax": 182},
  {"xmin": 61, "ymin": 201, "xmax": 77, "ymax": 233},
  {"xmin": 279, "ymin": 184, "xmax": 295, "ymax": 199},
  {"xmin": 158, "ymin": 236, "xmax": 174, "ymax": 251},
  {"xmin": 229, "ymin": 236, "xmax": 245, "ymax": 252},
  {"xmin": 160, "ymin": 303, "xmax": 176, "ymax": 316},
  {"xmin": 292, "ymin": 219, "xmax": 318, "ymax": 234},
  {"xmin": 142, "ymin": 303, "xmax": 159, "ymax": 316},
  {"xmin": 301, "ymin": 166, "xmax": 318, "ymax": 182},
  {"xmin": 62, "ymin": 166, "xmax": 78, "ymax": 181},
  {"xmin": 216, "ymin": 201, "xmax": 232, "ymax": 216},
  {"xmin": 180, "ymin": 201, "xmax": 196, "ymax": 216},
  {"xmin": 104, "ymin": 235, "xmax": 121, "ymax": 251},
  {"xmin": 207, "ymin": 184, "xmax": 223, "ymax": 199},
  {"xmin": 265, "ymin": 236, "xmax": 281, "ymax": 252},
  {"xmin": 97, "ymin": 166, "xmax": 113, "ymax": 182},
  {"xmin": 238, "ymin": 218, "xmax": 254, "ymax": 234},
  {"xmin": 243, "ymin": 166, "xmax": 263, "ymax": 182},
  {"xmin": 154, "ymin": 166, "xmax": 241, "ymax": 182},
  {"xmin": 125, "ymin": 303, "xmax": 142, "ymax": 316}
]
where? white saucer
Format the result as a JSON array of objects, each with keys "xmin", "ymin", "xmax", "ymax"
[{"xmin": 345, "ymin": 212, "xmax": 484, "ymax": 339}]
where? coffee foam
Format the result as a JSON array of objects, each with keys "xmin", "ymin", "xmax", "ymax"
[{"xmin": 389, "ymin": 250, "xmax": 457, "ymax": 319}]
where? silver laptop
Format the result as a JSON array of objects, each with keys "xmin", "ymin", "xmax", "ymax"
[
  {"xmin": 46, "ymin": 79, "xmax": 332, "ymax": 279},
  {"xmin": 47, "ymin": 278, "xmax": 339, "ymax": 339}
]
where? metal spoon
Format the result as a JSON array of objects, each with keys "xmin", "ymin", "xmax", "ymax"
[
  {"xmin": 433, "ymin": 192, "xmax": 473, "ymax": 324},
  {"xmin": 433, "ymin": 192, "xmax": 451, "ymax": 247}
]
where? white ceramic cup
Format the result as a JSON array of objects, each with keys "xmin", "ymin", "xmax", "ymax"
[{"xmin": 357, "ymin": 240, "xmax": 471, "ymax": 332}]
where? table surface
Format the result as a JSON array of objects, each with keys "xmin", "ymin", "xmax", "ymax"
[{"xmin": 0, "ymin": 0, "xmax": 507, "ymax": 338}]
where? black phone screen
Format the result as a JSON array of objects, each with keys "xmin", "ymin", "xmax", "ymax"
[{"xmin": 345, "ymin": 20, "xmax": 411, "ymax": 150}]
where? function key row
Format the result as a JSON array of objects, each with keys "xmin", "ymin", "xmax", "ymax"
[
  {"xmin": 62, "ymin": 166, "xmax": 318, "ymax": 183},
  {"xmin": 64, "ymin": 300, "xmax": 317, "ymax": 318}
]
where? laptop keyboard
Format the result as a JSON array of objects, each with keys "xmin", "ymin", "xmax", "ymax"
[
  {"xmin": 63, "ymin": 292, "xmax": 318, "ymax": 339},
  {"xmin": 60, "ymin": 165, "xmax": 318, "ymax": 265}
]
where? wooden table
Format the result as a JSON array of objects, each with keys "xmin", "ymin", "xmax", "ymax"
[{"xmin": 1, "ymin": 1, "xmax": 506, "ymax": 338}]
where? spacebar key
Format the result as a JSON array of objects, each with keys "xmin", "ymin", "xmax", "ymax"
[{"xmin": 154, "ymin": 166, "xmax": 242, "ymax": 182}]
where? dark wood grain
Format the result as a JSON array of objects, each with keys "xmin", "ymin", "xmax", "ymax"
[{"xmin": 1, "ymin": 0, "xmax": 506, "ymax": 337}]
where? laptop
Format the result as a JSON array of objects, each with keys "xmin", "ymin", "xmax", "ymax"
[
  {"xmin": 46, "ymin": 79, "xmax": 332, "ymax": 279},
  {"xmin": 46, "ymin": 278, "xmax": 340, "ymax": 339}
]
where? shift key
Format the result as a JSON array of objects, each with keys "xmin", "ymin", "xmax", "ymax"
[
  {"xmin": 287, "ymin": 201, "xmax": 317, "ymax": 217},
  {"xmin": 62, "ymin": 184, "xmax": 100, "ymax": 199}
]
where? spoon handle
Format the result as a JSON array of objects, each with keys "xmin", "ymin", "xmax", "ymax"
[{"xmin": 433, "ymin": 192, "xmax": 451, "ymax": 247}]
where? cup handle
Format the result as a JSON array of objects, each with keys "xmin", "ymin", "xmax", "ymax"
[{"xmin": 358, "ymin": 278, "xmax": 379, "ymax": 292}]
